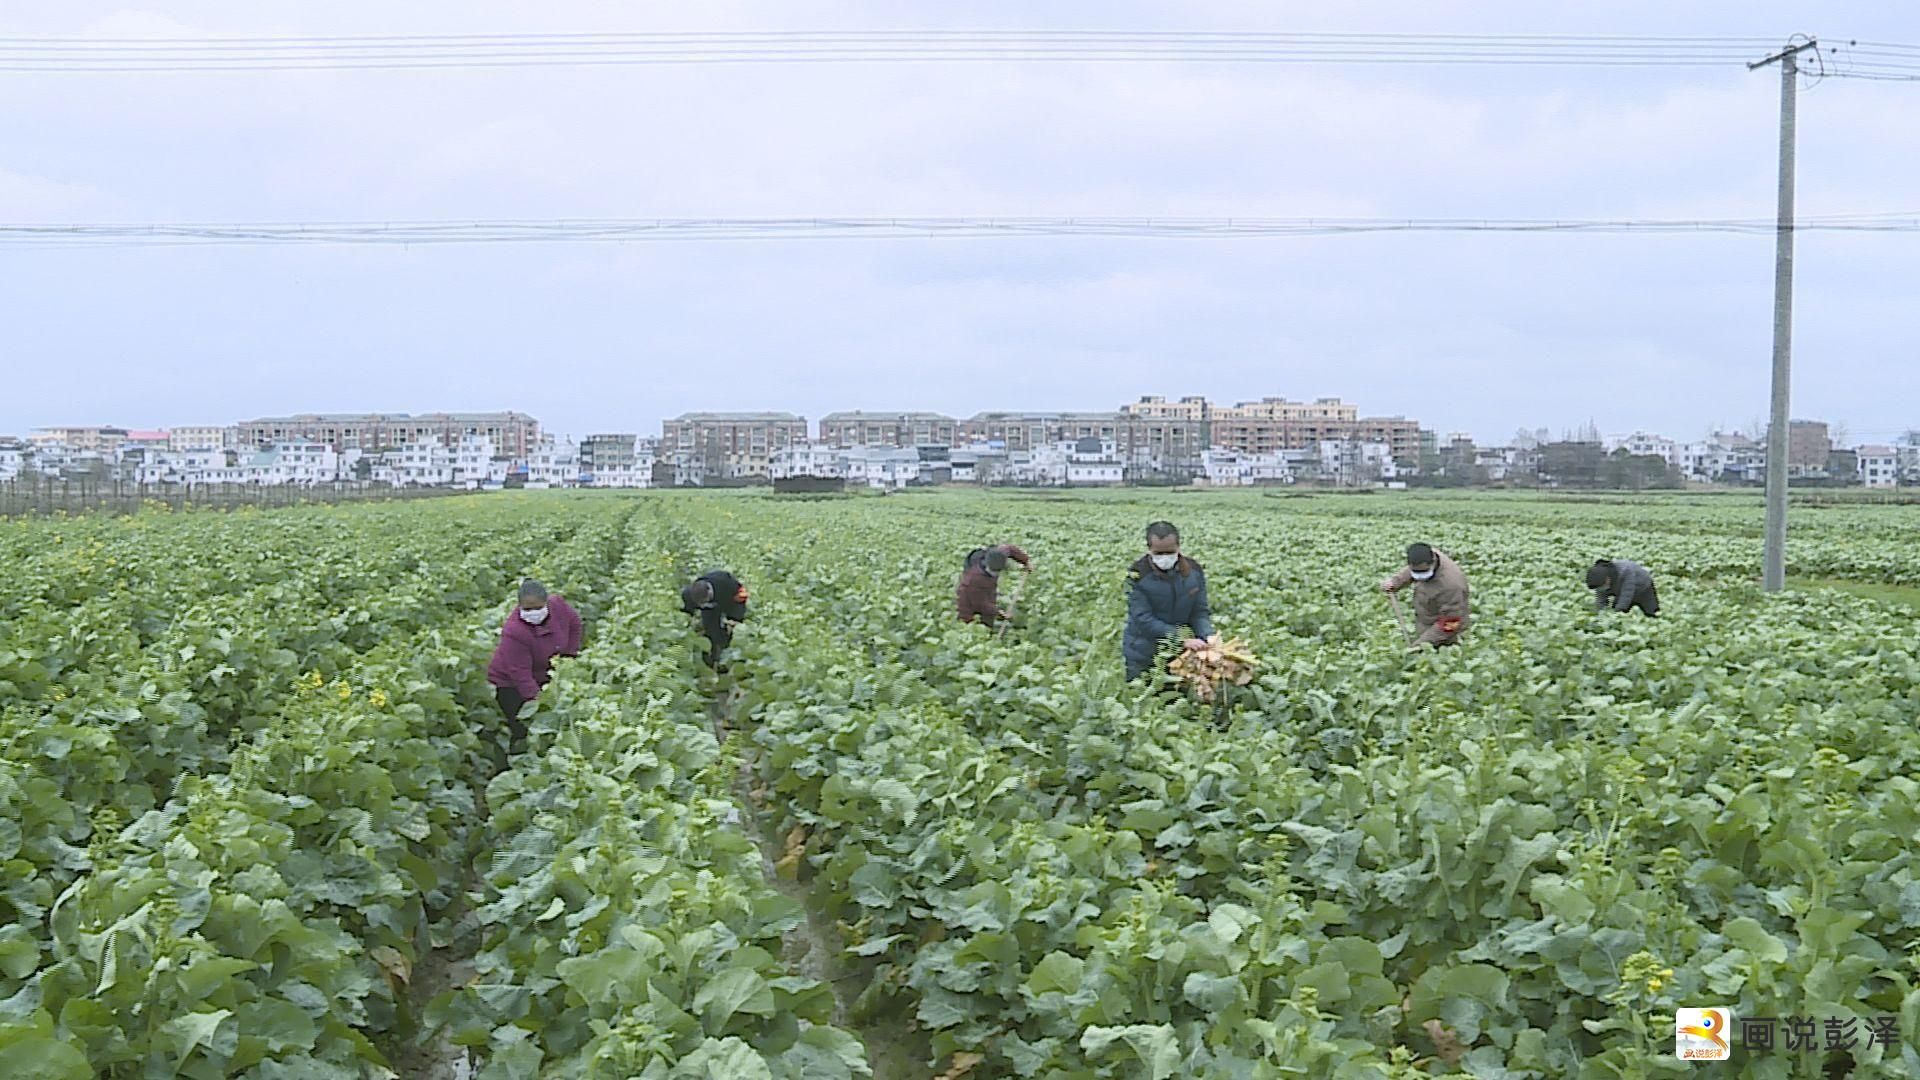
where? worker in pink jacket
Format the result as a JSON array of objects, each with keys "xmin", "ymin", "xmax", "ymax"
[{"xmin": 485, "ymin": 578, "xmax": 583, "ymax": 749}]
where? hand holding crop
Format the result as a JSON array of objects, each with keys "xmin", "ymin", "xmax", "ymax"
[
  {"xmin": 1184, "ymin": 638, "xmax": 1210, "ymax": 652},
  {"xmin": 1380, "ymin": 577, "xmax": 1400, "ymax": 594}
]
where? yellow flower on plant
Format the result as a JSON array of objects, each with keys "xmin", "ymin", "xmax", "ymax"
[
  {"xmin": 336, "ymin": 684, "xmax": 353, "ymax": 702},
  {"xmin": 369, "ymin": 689, "xmax": 390, "ymax": 708}
]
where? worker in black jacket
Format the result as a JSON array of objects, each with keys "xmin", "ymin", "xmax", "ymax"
[{"xmin": 681, "ymin": 570, "xmax": 750, "ymax": 667}]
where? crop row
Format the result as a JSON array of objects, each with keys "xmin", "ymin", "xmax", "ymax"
[{"xmin": 662, "ymin": 492, "xmax": 1920, "ymax": 1077}]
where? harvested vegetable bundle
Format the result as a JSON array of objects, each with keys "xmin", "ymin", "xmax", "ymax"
[{"xmin": 1167, "ymin": 634, "xmax": 1259, "ymax": 702}]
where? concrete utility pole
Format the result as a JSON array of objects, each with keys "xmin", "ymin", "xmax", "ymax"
[{"xmin": 1751, "ymin": 37, "xmax": 1816, "ymax": 593}]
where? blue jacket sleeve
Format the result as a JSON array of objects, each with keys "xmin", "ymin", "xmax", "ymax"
[
  {"xmin": 1127, "ymin": 578, "xmax": 1179, "ymax": 643},
  {"xmin": 1190, "ymin": 571, "xmax": 1214, "ymax": 640}
]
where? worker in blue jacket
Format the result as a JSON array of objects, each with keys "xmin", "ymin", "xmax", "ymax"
[{"xmin": 1122, "ymin": 520, "xmax": 1214, "ymax": 681}]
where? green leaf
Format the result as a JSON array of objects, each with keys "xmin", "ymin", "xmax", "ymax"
[
  {"xmin": 161, "ymin": 1008, "xmax": 234, "ymax": 1068},
  {"xmin": 1182, "ymin": 972, "xmax": 1241, "ymax": 1013},
  {"xmin": 1207, "ymin": 903, "xmax": 1259, "ymax": 946},
  {"xmin": 476, "ymin": 1040, "xmax": 542, "ymax": 1080},
  {"xmin": 1723, "ymin": 917, "xmax": 1789, "ymax": 964},
  {"xmin": 1024, "ymin": 952, "xmax": 1086, "ymax": 997},
  {"xmin": 1080, "ymin": 1024, "xmax": 1181, "ymax": 1080},
  {"xmin": 175, "ymin": 956, "xmax": 257, "ymax": 1004},
  {"xmin": 692, "ymin": 969, "xmax": 776, "ymax": 1031},
  {"xmin": 236, "ymin": 998, "xmax": 318, "ymax": 1055},
  {"xmin": 0, "ymin": 1034, "xmax": 92, "ymax": 1080},
  {"xmin": 674, "ymin": 1036, "xmax": 775, "ymax": 1079},
  {"xmin": 848, "ymin": 864, "xmax": 900, "ymax": 908},
  {"xmin": 0, "ymin": 926, "xmax": 39, "ymax": 980},
  {"xmin": 774, "ymin": 1027, "xmax": 872, "ymax": 1079},
  {"xmin": 556, "ymin": 948, "xmax": 649, "ymax": 1008}
]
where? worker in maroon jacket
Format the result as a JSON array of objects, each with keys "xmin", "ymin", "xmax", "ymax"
[
  {"xmin": 485, "ymin": 578, "xmax": 583, "ymax": 749},
  {"xmin": 956, "ymin": 543, "xmax": 1032, "ymax": 625}
]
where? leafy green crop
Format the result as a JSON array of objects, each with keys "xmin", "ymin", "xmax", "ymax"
[{"xmin": 8, "ymin": 489, "xmax": 1920, "ymax": 1078}]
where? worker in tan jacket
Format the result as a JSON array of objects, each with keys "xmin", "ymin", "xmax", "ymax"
[{"xmin": 1380, "ymin": 542, "xmax": 1470, "ymax": 648}]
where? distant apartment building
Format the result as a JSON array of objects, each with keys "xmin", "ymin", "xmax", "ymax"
[
  {"xmin": 237, "ymin": 412, "xmax": 541, "ymax": 457},
  {"xmin": 818, "ymin": 411, "xmax": 957, "ymax": 448},
  {"xmin": 662, "ymin": 412, "xmax": 808, "ymax": 480},
  {"xmin": 579, "ymin": 434, "xmax": 655, "ymax": 488},
  {"xmin": 389, "ymin": 439, "xmax": 455, "ymax": 486},
  {"xmin": 580, "ymin": 433, "xmax": 637, "ymax": 476},
  {"xmin": 1116, "ymin": 397, "xmax": 1210, "ymax": 479},
  {"xmin": 960, "ymin": 411, "xmax": 1126, "ymax": 451},
  {"xmin": 168, "ymin": 426, "xmax": 234, "ymax": 452},
  {"xmin": 1198, "ymin": 397, "xmax": 1420, "ymax": 465},
  {"xmin": 525, "ymin": 437, "xmax": 581, "ymax": 488},
  {"xmin": 769, "ymin": 442, "xmax": 849, "ymax": 481},
  {"xmin": 1788, "ymin": 420, "xmax": 1831, "ymax": 475},
  {"xmin": 123, "ymin": 430, "xmax": 171, "ymax": 453},
  {"xmin": 32, "ymin": 426, "xmax": 128, "ymax": 452},
  {"xmin": 1319, "ymin": 440, "xmax": 1399, "ymax": 487}
]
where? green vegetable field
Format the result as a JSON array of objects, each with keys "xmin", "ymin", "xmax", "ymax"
[{"xmin": 4, "ymin": 490, "xmax": 1920, "ymax": 1079}]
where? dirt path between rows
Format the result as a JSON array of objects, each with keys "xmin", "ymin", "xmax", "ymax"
[{"xmin": 709, "ymin": 689, "xmax": 932, "ymax": 1080}]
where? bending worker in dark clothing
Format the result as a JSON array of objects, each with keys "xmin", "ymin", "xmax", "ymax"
[
  {"xmin": 957, "ymin": 543, "xmax": 1032, "ymax": 624},
  {"xmin": 1123, "ymin": 521, "xmax": 1213, "ymax": 681},
  {"xmin": 1588, "ymin": 558, "xmax": 1659, "ymax": 617},
  {"xmin": 681, "ymin": 569, "xmax": 750, "ymax": 667}
]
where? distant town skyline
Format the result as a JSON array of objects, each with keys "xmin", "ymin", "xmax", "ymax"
[{"xmin": 3, "ymin": 396, "xmax": 1881, "ymax": 451}]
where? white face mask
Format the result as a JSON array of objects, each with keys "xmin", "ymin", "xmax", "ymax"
[
  {"xmin": 1150, "ymin": 553, "xmax": 1179, "ymax": 571},
  {"xmin": 520, "ymin": 605, "xmax": 549, "ymax": 625},
  {"xmin": 1409, "ymin": 568, "xmax": 1436, "ymax": 582}
]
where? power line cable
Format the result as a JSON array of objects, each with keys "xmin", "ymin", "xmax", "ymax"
[
  {"xmin": 0, "ymin": 30, "xmax": 1799, "ymax": 73},
  {"xmin": 5, "ymin": 214, "xmax": 1919, "ymax": 248}
]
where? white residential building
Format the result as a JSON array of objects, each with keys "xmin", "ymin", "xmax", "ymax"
[
  {"xmin": 1317, "ymin": 440, "xmax": 1398, "ymax": 486},
  {"xmin": 525, "ymin": 437, "xmax": 580, "ymax": 488},
  {"xmin": 1857, "ymin": 445, "xmax": 1899, "ymax": 488},
  {"xmin": 135, "ymin": 449, "xmax": 229, "ymax": 486},
  {"xmin": 452, "ymin": 435, "xmax": 507, "ymax": 488},
  {"xmin": 1474, "ymin": 447, "xmax": 1514, "ymax": 482},
  {"xmin": 949, "ymin": 446, "xmax": 1008, "ymax": 484},
  {"xmin": 769, "ymin": 442, "xmax": 848, "ymax": 480},
  {"xmin": 390, "ymin": 439, "xmax": 455, "ymax": 486},
  {"xmin": 1675, "ymin": 441, "xmax": 1726, "ymax": 484},
  {"xmin": 1065, "ymin": 437, "xmax": 1124, "ymax": 486},
  {"xmin": 843, "ymin": 446, "xmax": 921, "ymax": 490},
  {"xmin": 0, "ymin": 442, "xmax": 26, "ymax": 481},
  {"xmin": 243, "ymin": 441, "xmax": 340, "ymax": 485},
  {"xmin": 1202, "ymin": 447, "xmax": 1305, "ymax": 485},
  {"xmin": 1201, "ymin": 449, "xmax": 1254, "ymax": 486},
  {"xmin": 1607, "ymin": 432, "xmax": 1678, "ymax": 464},
  {"xmin": 1005, "ymin": 444, "xmax": 1070, "ymax": 487},
  {"xmin": 584, "ymin": 438, "xmax": 656, "ymax": 488}
]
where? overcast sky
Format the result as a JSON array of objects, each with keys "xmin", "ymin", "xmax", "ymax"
[{"xmin": 2, "ymin": 2, "xmax": 1916, "ymax": 446}]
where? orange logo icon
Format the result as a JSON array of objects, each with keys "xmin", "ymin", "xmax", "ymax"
[{"xmin": 1676, "ymin": 1007, "xmax": 1732, "ymax": 1061}]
